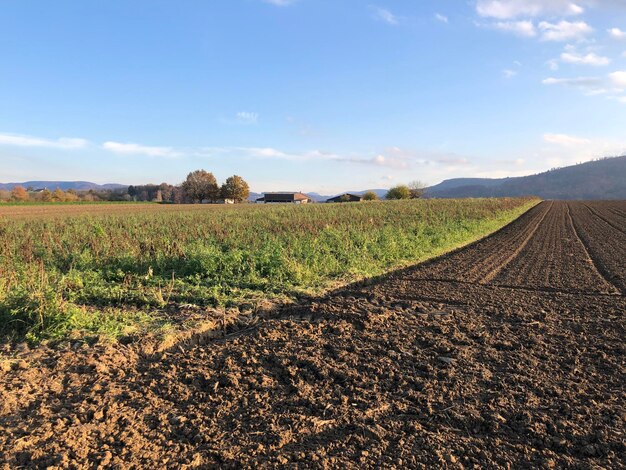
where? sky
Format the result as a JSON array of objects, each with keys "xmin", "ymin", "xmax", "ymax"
[{"xmin": 1, "ymin": 0, "xmax": 626, "ymax": 194}]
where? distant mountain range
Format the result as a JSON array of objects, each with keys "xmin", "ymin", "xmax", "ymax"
[
  {"xmin": 425, "ymin": 156, "xmax": 626, "ymax": 200},
  {"xmin": 0, "ymin": 181, "xmax": 127, "ymax": 191}
]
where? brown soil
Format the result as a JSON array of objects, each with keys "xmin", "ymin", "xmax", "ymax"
[{"xmin": 1, "ymin": 201, "xmax": 625, "ymax": 469}]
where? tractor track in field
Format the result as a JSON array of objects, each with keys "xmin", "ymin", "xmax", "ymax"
[
  {"xmin": 566, "ymin": 204, "xmax": 622, "ymax": 295},
  {"xmin": 1, "ymin": 201, "xmax": 625, "ymax": 469},
  {"xmin": 422, "ymin": 201, "xmax": 553, "ymax": 285},
  {"xmin": 583, "ymin": 202, "xmax": 626, "ymax": 236}
]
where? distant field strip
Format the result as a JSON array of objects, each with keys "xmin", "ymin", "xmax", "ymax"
[{"xmin": 0, "ymin": 198, "xmax": 538, "ymax": 341}]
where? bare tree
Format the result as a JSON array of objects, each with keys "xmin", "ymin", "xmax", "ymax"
[{"xmin": 408, "ymin": 180, "xmax": 427, "ymax": 199}]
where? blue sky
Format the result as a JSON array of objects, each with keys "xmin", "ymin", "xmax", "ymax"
[{"xmin": 1, "ymin": 0, "xmax": 625, "ymax": 193}]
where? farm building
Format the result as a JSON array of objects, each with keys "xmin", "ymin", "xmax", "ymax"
[
  {"xmin": 326, "ymin": 193, "xmax": 363, "ymax": 203},
  {"xmin": 201, "ymin": 198, "xmax": 235, "ymax": 204},
  {"xmin": 256, "ymin": 192, "xmax": 312, "ymax": 204}
]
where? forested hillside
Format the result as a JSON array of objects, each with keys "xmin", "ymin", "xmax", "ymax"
[{"xmin": 426, "ymin": 156, "xmax": 626, "ymax": 200}]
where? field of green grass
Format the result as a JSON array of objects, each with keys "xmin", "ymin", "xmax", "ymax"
[{"xmin": 0, "ymin": 198, "xmax": 538, "ymax": 343}]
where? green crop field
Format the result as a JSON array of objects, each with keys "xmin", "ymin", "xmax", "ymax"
[{"xmin": 0, "ymin": 197, "xmax": 538, "ymax": 343}]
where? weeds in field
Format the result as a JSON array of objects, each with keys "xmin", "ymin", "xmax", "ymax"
[{"xmin": 0, "ymin": 198, "xmax": 538, "ymax": 342}]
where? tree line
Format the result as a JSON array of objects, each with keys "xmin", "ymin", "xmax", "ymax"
[
  {"xmin": 1, "ymin": 171, "xmax": 425, "ymax": 204},
  {"xmin": 0, "ymin": 171, "xmax": 250, "ymax": 204},
  {"xmin": 0, "ymin": 187, "xmax": 110, "ymax": 203}
]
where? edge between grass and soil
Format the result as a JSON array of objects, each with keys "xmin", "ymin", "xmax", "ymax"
[{"xmin": 0, "ymin": 198, "xmax": 540, "ymax": 348}]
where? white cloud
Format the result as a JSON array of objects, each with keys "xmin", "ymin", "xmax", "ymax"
[
  {"xmin": 372, "ymin": 154, "xmax": 408, "ymax": 169},
  {"xmin": 493, "ymin": 20, "xmax": 537, "ymax": 37},
  {"xmin": 540, "ymin": 135, "xmax": 626, "ymax": 168},
  {"xmin": 198, "ymin": 146, "xmax": 332, "ymax": 163},
  {"xmin": 503, "ymin": 69, "xmax": 518, "ymax": 78},
  {"xmin": 561, "ymin": 51, "xmax": 611, "ymax": 66},
  {"xmin": 435, "ymin": 13, "xmax": 449, "ymax": 23},
  {"xmin": 476, "ymin": 0, "xmax": 584, "ymax": 19},
  {"xmin": 608, "ymin": 27, "xmax": 626, "ymax": 39},
  {"xmin": 542, "ymin": 75, "xmax": 616, "ymax": 95},
  {"xmin": 542, "ymin": 76, "xmax": 603, "ymax": 87},
  {"xmin": 371, "ymin": 6, "xmax": 398, "ymax": 25},
  {"xmin": 262, "ymin": 0, "xmax": 295, "ymax": 6},
  {"xmin": 102, "ymin": 141, "xmax": 182, "ymax": 158},
  {"xmin": 0, "ymin": 132, "xmax": 88, "ymax": 149},
  {"xmin": 544, "ymin": 133, "xmax": 591, "ymax": 146},
  {"xmin": 235, "ymin": 111, "xmax": 259, "ymax": 124},
  {"xmin": 539, "ymin": 21, "xmax": 592, "ymax": 41},
  {"xmin": 609, "ymin": 71, "xmax": 626, "ymax": 87}
]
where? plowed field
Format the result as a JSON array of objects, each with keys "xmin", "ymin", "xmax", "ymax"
[{"xmin": 1, "ymin": 201, "xmax": 625, "ymax": 469}]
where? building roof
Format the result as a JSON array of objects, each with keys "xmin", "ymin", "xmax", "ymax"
[
  {"xmin": 326, "ymin": 193, "xmax": 364, "ymax": 202},
  {"xmin": 263, "ymin": 192, "xmax": 311, "ymax": 202}
]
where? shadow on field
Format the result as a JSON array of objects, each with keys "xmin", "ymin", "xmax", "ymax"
[{"xmin": 156, "ymin": 202, "xmax": 547, "ymax": 356}]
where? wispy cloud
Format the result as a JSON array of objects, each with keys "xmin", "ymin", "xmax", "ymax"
[
  {"xmin": 435, "ymin": 13, "xmax": 448, "ymax": 24},
  {"xmin": 493, "ymin": 20, "xmax": 537, "ymax": 37},
  {"xmin": 544, "ymin": 133, "xmax": 591, "ymax": 146},
  {"xmin": 338, "ymin": 153, "xmax": 410, "ymax": 169},
  {"xmin": 542, "ymin": 76, "xmax": 603, "ymax": 87},
  {"xmin": 235, "ymin": 111, "xmax": 259, "ymax": 125},
  {"xmin": 543, "ymin": 70, "xmax": 626, "ymax": 97},
  {"xmin": 485, "ymin": 18, "xmax": 592, "ymax": 42},
  {"xmin": 262, "ymin": 0, "xmax": 296, "ymax": 6},
  {"xmin": 476, "ymin": 0, "xmax": 584, "ymax": 19},
  {"xmin": 539, "ymin": 21, "xmax": 593, "ymax": 42},
  {"xmin": 370, "ymin": 6, "xmax": 398, "ymax": 25},
  {"xmin": 540, "ymin": 133, "xmax": 626, "ymax": 168},
  {"xmin": 195, "ymin": 145, "xmax": 472, "ymax": 171},
  {"xmin": 0, "ymin": 132, "xmax": 88, "ymax": 149},
  {"xmin": 353, "ymin": 147, "xmax": 471, "ymax": 170},
  {"xmin": 547, "ymin": 58, "xmax": 560, "ymax": 71},
  {"xmin": 102, "ymin": 141, "xmax": 182, "ymax": 158},
  {"xmin": 561, "ymin": 50, "xmax": 611, "ymax": 66}
]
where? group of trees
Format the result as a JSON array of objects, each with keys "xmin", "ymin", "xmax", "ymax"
[
  {"xmin": 180, "ymin": 171, "xmax": 249, "ymax": 203},
  {"xmin": 385, "ymin": 181, "xmax": 426, "ymax": 200},
  {"xmin": 128, "ymin": 171, "xmax": 250, "ymax": 204}
]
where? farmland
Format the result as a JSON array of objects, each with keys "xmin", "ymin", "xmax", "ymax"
[
  {"xmin": 0, "ymin": 198, "xmax": 537, "ymax": 342},
  {"xmin": 0, "ymin": 200, "xmax": 624, "ymax": 468}
]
